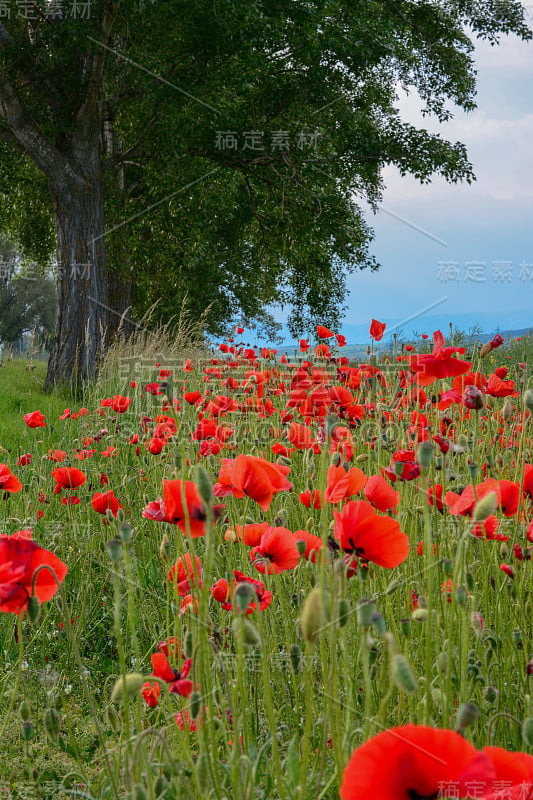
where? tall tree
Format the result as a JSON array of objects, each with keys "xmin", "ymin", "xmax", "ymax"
[{"xmin": 0, "ymin": 1, "xmax": 530, "ymax": 384}]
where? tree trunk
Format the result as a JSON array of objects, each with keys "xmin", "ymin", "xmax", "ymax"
[
  {"xmin": 108, "ymin": 265, "xmax": 135, "ymax": 339},
  {"xmin": 44, "ymin": 171, "xmax": 109, "ymax": 387}
]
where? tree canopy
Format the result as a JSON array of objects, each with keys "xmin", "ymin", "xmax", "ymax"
[{"xmin": 0, "ymin": 0, "xmax": 530, "ymax": 379}]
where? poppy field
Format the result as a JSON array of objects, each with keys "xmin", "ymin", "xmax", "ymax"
[{"xmin": 1, "ymin": 322, "xmax": 533, "ymax": 800}]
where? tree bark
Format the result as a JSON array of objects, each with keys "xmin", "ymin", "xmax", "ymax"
[{"xmin": 44, "ymin": 170, "xmax": 109, "ymax": 387}]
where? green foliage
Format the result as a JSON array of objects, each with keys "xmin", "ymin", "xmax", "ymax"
[
  {"xmin": 0, "ymin": 237, "xmax": 55, "ymax": 347},
  {"xmin": 0, "ymin": 1, "xmax": 531, "ymax": 339}
]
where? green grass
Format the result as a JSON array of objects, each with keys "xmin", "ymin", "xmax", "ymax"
[
  {"xmin": 0, "ymin": 337, "xmax": 532, "ymax": 799},
  {"xmin": 0, "ymin": 358, "xmax": 72, "ymax": 453}
]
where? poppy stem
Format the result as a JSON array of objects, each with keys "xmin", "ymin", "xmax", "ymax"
[{"xmin": 0, "ymin": 612, "xmax": 24, "ymax": 742}]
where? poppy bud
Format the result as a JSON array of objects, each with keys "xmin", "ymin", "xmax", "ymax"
[
  {"xmin": 274, "ymin": 508, "xmax": 289, "ymax": 526},
  {"xmin": 325, "ymin": 414, "xmax": 340, "ymax": 440},
  {"xmin": 455, "ymin": 586, "xmax": 468, "ymax": 606},
  {"xmin": 154, "ymin": 777, "xmax": 169, "ymax": 798},
  {"xmin": 106, "ymin": 538, "xmax": 122, "ymax": 562},
  {"xmin": 463, "ymin": 385, "xmax": 484, "ymax": 410},
  {"xmin": 355, "ymin": 454, "xmax": 368, "ymax": 463},
  {"xmin": 191, "ymin": 754, "xmax": 209, "ymax": 794},
  {"xmin": 43, "ymin": 707, "xmax": 60, "ymax": 744},
  {"xmin": 185, "ymin": 630, "xmax": 193, "ymax": 658},
  {"xmin": 473, "ymin": 491, "xmax": 497, "ymax": 522},
  {"xmin": 131, "ymin": 784, "xmax": 148, "ymax": 800},
  {"xmin": 295, "ymin": 539, "xmax": 307, "ymax": 556},
  {"xmin": 391, "ymin": 654, "xmax": 417, "ymax": 694},
  {"xmin": 160, "ymin": 534, "xmax": 172, "ymax": 562},
  {"xmin": 300, "ymin": 587, "xmax": 325, "ymax": 644},
  {"xmin": 524, "ymin": 390, "xmax": 533, "ymax": 412},
  {"xmin": 502, "ymin": 398, "xmax": 512, "ymax": 420},
  {"xmin": 231, "ymin": 617, "xmax": 261, "ymax": 648},
  {"xmin": 276, "ymin": 456, "xmax": 292, "ymax": 467},
  {"xmin": 356, "ymin": 599, "xmax": 376, "ymax": 629},
  {"xmin": 105, "ymin": 508, "xmax": 116, "ymax": 523},
  {"xmin": 400, "ymin": 618, "xmax": 411, "ymax": 637},
  {"xmin": 331, "ymin": 451, "xmax": 342, "ymax": 467},
  {"xmin": 21, "ymin": 721, "xmax": 34, "ymax": 742},
  {"xmin": 371, "ymin": 612, "xmax": 386, "ymax": 635},
  {"xmin": 290, "ymin": 644, "xmax": 301, "ymax": 674},
  {"xmin": 190, "ymin": 691, "xmax": 202, "ymax": 720},
  {"xmin": 522, "ymin": 717, "xmax": 533, "ymax": 747},
  {"xmin": 119, "ymin": 522, "xmax": 133, "ymax": 543},
  {"xmin": 412, "ymin": 608, "xmax": 429, "ymax": 622},
  {"xmin": 455, "ymin": 702, "xmax": 479, "ymax": 733},
  {"xmin": 483, "ymin": 686, "xmax": 499, "ymax": 704},
  {"xmin": 106, "ymin": 705, "xmax": 121, "ymax": 731},
  {"xmin": 467, "ymin": 461, "xmax": 478, "ymax": 480},
  {"xmin": 19, "ymin": 700, "xmax": 31, "ymax": 722},
  {"xmin": 385, "ymin": 579, "xmax": 400, "ymax": 596},
  {"xmin": 234, "ymin": 582, "xmax": 254, "ymax": 614},
  {"xmin": 194, "ymin": 464, "xmax": 213, "ymax": 505},
  {"xmin": 479, "ymin": 342, "xmax": 492, "ymax": 358},
  {"xmin": 111, "ymin": 673, "xmax": 145, "ymax": 703},
  {"xmin": 416, "ymin": 441, "xmax": 434, "ymax": 469},
  {"xmin": 441, "ymin": 558, "xmax": 453, "ymax": 576},
  {"xmin": 27, "ymin": 595, "xmax": 40, "ymax": 625},
  {"xmin": 337, "ymin": 598, "xmax": 350, "ymax": 628}
]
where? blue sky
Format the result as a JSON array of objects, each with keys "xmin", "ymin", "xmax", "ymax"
[{"xmin": 339, "ymin": 29, "xmax": 533, "ymax": 334}]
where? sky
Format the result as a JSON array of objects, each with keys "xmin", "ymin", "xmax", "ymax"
[{"xmin": 338, "ymin": 26, "xmax": 533, "ymax": 335}]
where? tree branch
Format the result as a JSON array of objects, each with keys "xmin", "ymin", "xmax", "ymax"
[
  {"xmin": 103, "ymin": 113, "xmax": 158, "ymax": 170},
  {"xmin": 0, "ymin": 68, "xmax": 79, "ymax": 186}
]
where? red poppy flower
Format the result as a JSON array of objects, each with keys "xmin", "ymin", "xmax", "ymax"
[
  {"xmin": 497, "ymin": 480, "xmax": 520, "ymax": 517},
  {"xmin": 224, "ymin": 522, "xmax": 269, "ymax": 546},
  {"xmin": 168, "ymin": 554, "xmax": 202, "ymax": 596},
  {"xmin": 151, "ymin": 652, "xmax": 193, "ymax": 698},
  {"xmin": 427, "ymin": 484, "xmax": 444, "ymax": 513},
  {"xmin": 141, "ymin": 681, "xmax": 160, "ymax": 707},
  {"xmin": 486, "ymin": 374, "xmax": 519, "ymax": 398},
  {"xmin": 287, "ymin": 422, "xmax": 314, "ymax": 450},
  {"xmin": 523, "ymin": 464, "xmax": 533, "ymax": 500},
  {"xmin": 92, "ymin": 490, "xmax": 122, "ymax": 518},
  {"xmin": 52, "ymin": 467, "xmax": 86, "ymax": 493},
  {"xmin": 384, "ymin": 450, "xmax": 420, "ymax": 483},
  {"xmin": 24, "ymin": 410, "xmax": 46, "ymax": 428},
  {"xmin": 0, "ymin": 464, "xmax": 22, "ymax": 493},
  {"xmin": 299, "ymin": 339, "xmax": 310, "ymax": 353},
  {"xmin": 333, "ymin": 501, "xmax": 409, "ymax": 568},
  {"xmin": 184, "ymin": 390, "xmax": 202, "ymax": 405},
  {"xmin": 369, "ymin": 319, "xmax": 386, "ymax": 341},
  {"xmin": 325, "ymin": 464, "xmax": 367, "ymax": 504},
  {"xmin": 340, "ymin": 724, "xmax": 494, "ymax": 800},
  {"xmin": 214, "ymin": 455, "xmax": 292, "ymax": 512},
  {"xmin": 316, "ymin": 325, "xmax": 334, "ymax": 339},
  {"xmin": 142, "ymin": 497, "xmax": 167, "ymax": 522},
  {"xmin": 0, "ymin": 536, "xmax": 68, "ymax": 613},
  {"xmin": 16, "ymin": 454, "xmax": 31, "ymax": 467},
  {"xmin": 445, "ymin": 478, "xmax": 500, "ymax": 517},
  {"xmin": 298, "ymin": 489, "xmax": 323, "ymax": 509},
  {"xmin": 250, "ymin": 527, "xmax": 300, "ymax": 574},
  {"xmin": 292, "ymin": 530, "xmax": 324, "ymax": 563},
  {"xmin": 364, "ymin": 475, "xmax": 400, "ymax": 513},
  {"xmin": 163, "ymin": 479, "xmax": 224, "ymax": 537},
  {"xmin": 111, "ymin": 395, "xmax": 132, "ymax": 414},
  {"xmin": 212, "ymin": 570, "xmax": 272, "ymax": 614},
  {"xmin": 408, "ymin": 330, "xmax": 471, "ymax": 386}
]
